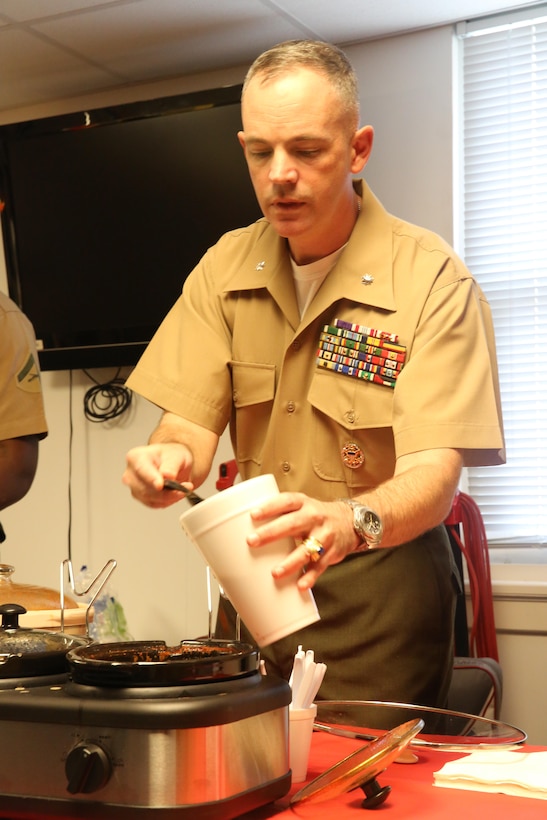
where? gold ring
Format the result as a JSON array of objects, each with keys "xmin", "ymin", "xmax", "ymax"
[{"xmin": 303, "ymin": 536, "xmax": 325, "ymax": 563}]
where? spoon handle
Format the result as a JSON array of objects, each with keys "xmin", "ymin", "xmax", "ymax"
[{"xmin": 163, "ymin": 479, "xmax": 204, "ymax": 505}]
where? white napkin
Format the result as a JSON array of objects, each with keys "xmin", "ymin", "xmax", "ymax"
[{"xmin": 434, "ymin": 750, "xmax": 547, "ymax": 800}]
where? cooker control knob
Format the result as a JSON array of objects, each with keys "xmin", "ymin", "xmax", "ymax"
[{"xmin": 65, "ymin": 742, "xmax": 113, "ymax": 794}]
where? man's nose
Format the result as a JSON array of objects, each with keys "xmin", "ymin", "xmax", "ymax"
[{"xmin": 269, "ymin": 150, "xmax": 298, "ymax": 184}]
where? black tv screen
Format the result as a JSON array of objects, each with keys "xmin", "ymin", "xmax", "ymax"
[{"xmin": 0, "ymin": 84, "xmax": 260, "ymax": 370}]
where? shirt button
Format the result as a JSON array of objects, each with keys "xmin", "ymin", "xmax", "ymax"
[
  {"xmin": 345, "ymin": 410, "xmax": 356, "ymax": 424},
  {"xmin": 281, "ymin": 461, "xmax": 291, "ymax": 473},
  {"xmin": 291, "ymin": 339, "xmax": 301, "ymax": 351},
  {"xmin": 287, "ymin": 401, "xmax": 296, "ymax": 413}
]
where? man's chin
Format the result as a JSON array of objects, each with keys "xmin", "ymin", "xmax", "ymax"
[{"xmin": 268, "ymin": 215, "xmax": 307, "ymax": 238}]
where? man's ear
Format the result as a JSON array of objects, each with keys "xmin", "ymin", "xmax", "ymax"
[
  {"xmin": 237, "ymin": 130, "xmax": 246, "ymax": 151},
  {"xmin": 351, "ymin": 125, "xmax": 374, "ymax": 174}
]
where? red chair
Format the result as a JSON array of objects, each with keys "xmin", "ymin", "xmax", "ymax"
[{"xmin": 445, "ymin": 491, "xmax": 502, "ymax": 719}]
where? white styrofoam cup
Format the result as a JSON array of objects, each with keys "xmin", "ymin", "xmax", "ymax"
[
  {"xmin": 289, "ymin": 703, "xmax": 318, "ymax": 783},
  {"xmin": 179, "ymin": 474, "xmax": 320, "ymax": 647}
]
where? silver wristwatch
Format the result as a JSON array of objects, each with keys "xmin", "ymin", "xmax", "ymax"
[{"xmin": 339, "ymin": 498, "xmax": 383, "ymax": 550}]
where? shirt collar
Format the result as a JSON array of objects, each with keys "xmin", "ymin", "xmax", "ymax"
[
  {"xmin": 329, "ymin": 179, "xmax": 396, "ymax": 311},
  {"xmin": 222, "ymin": 180, "xmax": 396, "ymax": 315}
]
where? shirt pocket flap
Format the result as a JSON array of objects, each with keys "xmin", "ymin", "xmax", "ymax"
[
  {"xmin": 308, "ymin": 368, "xmax": 394, "ymax": 429},
  {"xmin": 231, "ymin": 361, "xmax": 276, "ymax": 408}
]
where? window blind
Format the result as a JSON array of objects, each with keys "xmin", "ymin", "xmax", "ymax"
[{"xmin": 457, "ymin": 8, "xmax": 547, "ymax": 546}]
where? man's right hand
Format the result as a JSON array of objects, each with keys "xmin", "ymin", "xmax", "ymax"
[{"xmin": 122, "ymin": 442, "xmax": 195, "ymax": 508}]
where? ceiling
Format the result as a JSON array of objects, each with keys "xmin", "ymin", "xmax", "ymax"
[{"xmin": 0, "ymin": 0, "xmax": 543, "ymax": 117}]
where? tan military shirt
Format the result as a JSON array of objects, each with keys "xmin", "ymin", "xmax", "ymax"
[
  {"xmin": 0, "ymin": 292, "xmax": 47, "ymax": 442},
  {"xmin": 128, "ymin": 180, "xmax": 504, "ymax": 499},
  {"xmin": 128, "ymin": 181, "xmax": 505, "ymax": 705}
]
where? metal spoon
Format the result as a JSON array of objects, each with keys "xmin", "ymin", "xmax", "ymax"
[{"xmin": 162, "ymin": 478, "xmax": 204, "ymax": 506}]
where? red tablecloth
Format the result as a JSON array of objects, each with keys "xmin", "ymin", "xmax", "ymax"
[{"xmin": 241, "ymin": 732, "xmax": 546, "ymax": 819}]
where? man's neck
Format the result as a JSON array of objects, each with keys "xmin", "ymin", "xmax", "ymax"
[{"xmin": 288, "ymin": 194, "xmax": 361, "ymax": 265}]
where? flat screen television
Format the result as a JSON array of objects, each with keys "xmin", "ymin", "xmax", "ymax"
[{"xmin": 0, "ymin": 84, "xmax": 261, "ymax": 370}]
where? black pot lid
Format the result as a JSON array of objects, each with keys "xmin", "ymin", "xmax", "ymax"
[
  {"xmin": 0, "ymin": 602, "xmax": 84, "ymax": 653},
  {"xmin": 0, "ymin": 602, "xmax": 88, "ymax": 678},
  {"xmin": 67, "ymin": 639, "xmax": 259, "ymax": 687}
]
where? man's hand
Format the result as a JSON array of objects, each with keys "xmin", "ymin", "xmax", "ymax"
[
  {"xmin": 122, "ymin": 411, "xmax": 219, "ymax": 508},
  {"xmin": 122, "ymin": 442, "xmax": 195, "ymax": 508}
]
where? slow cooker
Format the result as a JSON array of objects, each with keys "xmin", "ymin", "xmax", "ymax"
[{"xmin": 0, "ymin": 611, "xmax": 292, "ymax": 819}]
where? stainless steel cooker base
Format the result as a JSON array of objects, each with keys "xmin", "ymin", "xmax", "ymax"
[
  {"xmin": 0, "ymin": 774, "xmax": 291, "ymax": 819},
  {"xmin": 0, "ymin": 672, "xmax": 291, "ymax": 818}
]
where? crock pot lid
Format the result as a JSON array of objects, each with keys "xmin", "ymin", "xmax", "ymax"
[{"xmin": 0, "ymin": 602, "xmax": 83, "ymax": 654}]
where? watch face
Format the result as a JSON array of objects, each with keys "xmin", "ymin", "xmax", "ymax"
[
  {"xmin": 363, "ymin": 509, "xmax": 382, "ymax": 536},
  {"xmin": 354, "ymin": 505, "xmax": 382, "ymax": 546}
]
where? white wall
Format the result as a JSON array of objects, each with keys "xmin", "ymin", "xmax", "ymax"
[
  {"xmin": 0, "ymin": 365, "xmax": 234, "ymax": 643},
  {"xmin": 2, "ymin": 25, "xmax": 546, "ymax": 743},
  {"xmin": 349, "ymin": 31, "xmax": 455, "ymax": 243}
]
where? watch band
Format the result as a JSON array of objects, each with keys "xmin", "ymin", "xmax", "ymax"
[{"xmin": 338, "ymin": 498, "xmax": 383, "ymax": 550}]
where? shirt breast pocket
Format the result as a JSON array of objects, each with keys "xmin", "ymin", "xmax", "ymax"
[
  {"xmin": 307, "ymin": 369, "xmax": 396, "ymax": 489},
  {"xmin": 231, "ymin": 361, "xmax": 276, "ymax": 467}
]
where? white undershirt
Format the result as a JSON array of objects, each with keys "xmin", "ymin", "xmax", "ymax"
[{"xmin": 291, "ymin": 245, "xmax": 347, "ymax": 317}]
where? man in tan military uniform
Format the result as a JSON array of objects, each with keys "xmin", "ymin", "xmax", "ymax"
[
  {"xmin": 123, "ymin": 41, "xmax": 504, "ymax": 707},
  {"xmin": 0, "ymin": 291, "xmax": 48, "ymax": 514}
]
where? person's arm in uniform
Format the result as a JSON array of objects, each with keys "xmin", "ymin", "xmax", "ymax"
[
  {"xmin": 349, "ymin": 447, "xmax": 463, "ymax": 549},
  {"xmin": 0, "ymin": 293, "xmax": 48, "ymax": 512},
  {"xmin": 0, "ymin": 435, "xmax": 40, "ymax": 511}
]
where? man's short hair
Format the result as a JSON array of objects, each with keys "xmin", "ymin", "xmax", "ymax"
[{"xmin": 242, "ymin": 40, "xmax": 360, "ymax": 129}]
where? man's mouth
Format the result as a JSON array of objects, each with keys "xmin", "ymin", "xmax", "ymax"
[{"xmin": 272, "ymin": 200, "xmax": 304, "ymax": 212}]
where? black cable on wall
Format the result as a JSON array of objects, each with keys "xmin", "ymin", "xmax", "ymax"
[{"xmin": 82, "ymin": 369, "xmax": 133, "ymax": 422}]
